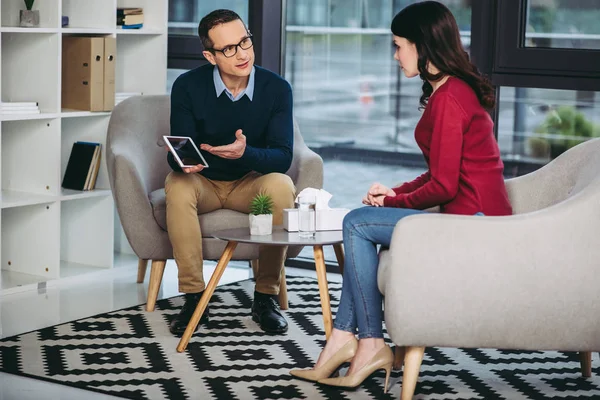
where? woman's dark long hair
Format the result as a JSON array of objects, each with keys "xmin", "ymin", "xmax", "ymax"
[{"xmin": 391, "ymin": 1, "xmax": 495, "ymax": 110}]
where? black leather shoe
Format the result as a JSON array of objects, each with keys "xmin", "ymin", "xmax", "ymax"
[
  {"xmin": 169, "ymin": 292, "xmax": 210, "ymax": 336},
  {"xmin": 252, "ymin": 291, "xmax": 288, "ymax": 334}
]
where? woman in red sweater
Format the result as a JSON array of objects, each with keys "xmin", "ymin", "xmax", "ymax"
[{"xmin": 290, "ymin": 0, "xmax": 512, "ymax": 392}]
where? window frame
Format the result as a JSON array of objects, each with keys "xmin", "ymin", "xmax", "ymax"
[{"xmin": 492, "ymin": 0, "xmax": 600, "ymax": 91}]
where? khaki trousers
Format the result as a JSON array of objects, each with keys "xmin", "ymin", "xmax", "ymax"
[{"xmin": 165, "ymin": 171, "xmax": 296, "ymax": 295}]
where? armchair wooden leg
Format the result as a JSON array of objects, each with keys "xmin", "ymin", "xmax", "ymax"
[
  {"xmin": 278, "ymin": 268, "xmax": 289, "ymax": 310},
  {"xmin": 146, "ymin": 260, "xmax": 166, "ymax": 312},
  {"xmin": 394, "ymin": 345, "xmax": 405, "ymax": 370},
  {"xmin": 333, "ymin": 243, "xmax": 344, "ymax": 275},
  {"xmin": 580, "ymin": 351, "xmax": 592, "ymax": 378},
  {"xmin": 400, "ymin": 346, "xmax": 425, "ymax": 400},
  {"xmin": 137, "ymin": 259, "xmax": 148, "ymax": 283}
]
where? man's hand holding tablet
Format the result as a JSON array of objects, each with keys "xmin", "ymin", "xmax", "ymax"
[{"xmin": 163, "ymin": 136, "xmax": 209, "ymax": 174}]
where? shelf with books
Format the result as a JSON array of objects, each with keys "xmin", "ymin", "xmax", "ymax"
[
  {"xmin": 61, "ymin": 0, "xmax": 113, "ymax": 30},
  {"xmin": 60, "ymin": 195, "xmax": 114, "ymax": 270},
  {"xmin": 1, "ymin": 32, "xmax": 60, "ymax": 114},
  {"xmin": 2, "ymin": 119, "xmax": 60, "ymax": 196},
  {"xmin": 1, "ymin": 0, "xmax": 60, "ymax": 29},
  {"xmin": 0, "ymin": 1, "xmax": 167, "ymax": 294},
  {"xmin": 1, "ymin": 202, "xmax": 60, "ymax": 282}
]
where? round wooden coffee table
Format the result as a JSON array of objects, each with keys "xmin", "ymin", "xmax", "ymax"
[{"xmin": 176, "ymin": 226, "xmax": 344, "ymax": 352}]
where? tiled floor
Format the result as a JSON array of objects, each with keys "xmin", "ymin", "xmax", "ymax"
[{"xmin": 0, "ymin": 255, "xmax": 342, "ymax": 400}]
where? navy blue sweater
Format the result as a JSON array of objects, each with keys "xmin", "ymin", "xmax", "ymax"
[{"xmin": 167, "ymin": 64, "xmax": 294, "ymax": 181}]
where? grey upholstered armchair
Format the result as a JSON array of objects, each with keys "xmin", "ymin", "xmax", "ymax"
[
  {"xmin": 106, "ymin": 95, "xmax": 323, "ymax": 311},
  {"xmin": 377, "ymin": 137, "xmax": 600, "ymax": 399}
]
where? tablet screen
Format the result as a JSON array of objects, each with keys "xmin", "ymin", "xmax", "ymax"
[{"xmin": 164, "ymin": 136, "xmax": 209, "ymax": 168}]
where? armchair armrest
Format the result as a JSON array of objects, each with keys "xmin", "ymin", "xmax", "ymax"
[
  {"xmin": 109, "ymin": 147, "xmax": 168, "ymax": 259},
  {"xmin": 383, "ymin": 188, "xmax": 600, "ymax": 352}
]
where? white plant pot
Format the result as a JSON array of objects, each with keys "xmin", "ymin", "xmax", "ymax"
[{"xmin": 249, "ymin": 214, "xmax": 273, "ymax": 235}]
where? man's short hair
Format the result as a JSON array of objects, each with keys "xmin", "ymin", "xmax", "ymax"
[{"xmin": 198, "ymin": 9, "xmax": 245, "ymax": 51}]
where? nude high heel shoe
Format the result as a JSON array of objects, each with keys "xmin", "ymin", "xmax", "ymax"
[
  {"xmin": 290, "ymin": 338, "xmax": 358, "ymax": 382},
  {"xmin": 318, "ymin": 344, "xmax": 394, "ymax": 393}
]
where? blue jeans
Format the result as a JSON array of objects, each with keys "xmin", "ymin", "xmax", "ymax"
[
  {"xmin": 333, "ymin": 206, "xmax": 426, "ymax": 339},
  {"xmin": 334, "ymin": 206, "xmax": 484, "ymax": 339}
]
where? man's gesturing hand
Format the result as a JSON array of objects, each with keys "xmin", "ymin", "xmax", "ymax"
[{"xmin": 201, "ymin": 129, "xmax": 246, "ymax": 159}]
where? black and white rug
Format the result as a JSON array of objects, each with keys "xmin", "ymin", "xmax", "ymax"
[{"xmin": 1, "ymin": 277, "xmax": 599, "ymax": 399}]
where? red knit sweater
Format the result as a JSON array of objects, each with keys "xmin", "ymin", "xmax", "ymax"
[{"xmin": 383, "ymin": 77, "xmax": 512, "ymax": 216}]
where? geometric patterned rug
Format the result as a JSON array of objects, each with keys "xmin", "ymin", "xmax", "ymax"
[{"xmin": 1, "ymin": 276, "xmax": 599, "ymax": 399}]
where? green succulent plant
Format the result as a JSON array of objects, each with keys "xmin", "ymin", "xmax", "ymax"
[
  {"xmin": 24, "ymin": 0, "xmax": 34, "ymax": 11},
  {"xmin": 249, "ymin": 193, "xmax": 273, "ymax": 216}
]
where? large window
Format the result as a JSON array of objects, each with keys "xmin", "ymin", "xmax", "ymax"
[{"xmin": 284, "ymin": 0, "xmax": 471, "ymax": 153}]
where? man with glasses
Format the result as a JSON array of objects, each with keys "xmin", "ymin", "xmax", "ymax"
[{"xmin": 165, "ymin": 9, "xmax": 295, "ymax": 337}]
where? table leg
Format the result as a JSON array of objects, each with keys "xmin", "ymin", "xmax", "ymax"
[
  {"xmin": 332, "ymin": 243, "xmax": 344, "ymax": 276},
  {"xmin": 177, "ymin": 241, "xmax": 238, "ymax": 353},
  {"xmin": 313, "ymin": 245, "xmax": 333, "ymax": 339}
]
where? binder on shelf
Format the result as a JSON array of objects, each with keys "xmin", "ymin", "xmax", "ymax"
[
  {"xmin": 103, "ymin": 36, "xmax": 116, "ymax": 111},
  {"xmin": 62, "ymin": 141, "xmax": 102, "ymax": 191},
  {"xmin": 62, "ymin": 36, "xmax": 105, "ymax": 112}
]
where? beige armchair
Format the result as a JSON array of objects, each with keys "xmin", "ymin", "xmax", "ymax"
[
  {"xmin": 106, "ymin": 95, "xmax": 323, "ymax": 311},
  {"xmin": 377, "ymin": 138, "xmax": 600, "ymax": 399}
]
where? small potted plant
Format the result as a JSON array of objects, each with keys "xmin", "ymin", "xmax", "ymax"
[
  {"xmin": 249, "ymin": 193, "xmax": 274, "ymax": 235},
  {"xmin": 20, "ymin": 0, "xmax": 39, "ymax": 28}
]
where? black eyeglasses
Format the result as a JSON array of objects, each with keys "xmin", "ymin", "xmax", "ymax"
[{"xmin": 209, "ymin": 35, "xmax": 253, "ymax": 58}]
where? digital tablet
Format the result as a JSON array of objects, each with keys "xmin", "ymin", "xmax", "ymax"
[{"xmin": 163, "ymin": 136, "xmax": 209, "ymax": 169}]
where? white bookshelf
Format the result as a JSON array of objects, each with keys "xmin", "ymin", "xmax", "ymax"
[{"xmin": 0, "ymin": 0, "xmax": 167, "ymax": 294}]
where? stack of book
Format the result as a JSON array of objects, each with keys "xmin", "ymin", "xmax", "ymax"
[
  {"xmin": 117, "ymin": 7, "xmax": 143, "ymax": 29},
  {"xmin": 115, "ymin": 92, "xmax": 143, "ymax": 106},
  {"xmin": 0, "ymin": 101, "xmax": 40, "ymax": 115},
  {"xmin": 62, "ymin": 141, "xmax": 102, "ymax": 191}
]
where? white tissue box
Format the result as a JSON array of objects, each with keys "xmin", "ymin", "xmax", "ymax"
[{"xmin": 283, "ymin": 208, "xmax": 351, "ymax": 232}]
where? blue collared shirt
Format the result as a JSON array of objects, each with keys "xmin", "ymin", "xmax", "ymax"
[{"xmin": 213, "ymin": 65, "xmax": 255, "ymax": 102}]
